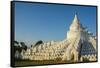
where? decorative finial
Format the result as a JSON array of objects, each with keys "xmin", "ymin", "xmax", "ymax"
[{"xmin": 75, "ymin": 10, "xmax": 78, "ymax": 15}]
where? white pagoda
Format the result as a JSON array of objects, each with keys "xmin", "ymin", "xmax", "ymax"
[{"xmin": 20, "ymin": 14, "xmax": 97, "ymax": 62}]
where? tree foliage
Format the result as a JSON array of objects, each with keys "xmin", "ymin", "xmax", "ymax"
[
  {"xmin": 20, "ymin": 42, "xmax": 27, "ymax": 51},
  {"xmin": 35, "ymin": 40, "xmax": 43, "ymax": 46}
]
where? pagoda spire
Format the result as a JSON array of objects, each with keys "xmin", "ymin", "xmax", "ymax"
[
  {"xmin": 72, "ymin": 13, "xmax": 80, "ymax": 25},
  {"xmin": 69, "ymin": 13, "xmax": 81, "ymax": 31}
]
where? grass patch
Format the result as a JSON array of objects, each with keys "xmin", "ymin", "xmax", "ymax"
[{"xmin": 15, "ymin": 59, "xmax": 75, "ymax": 66}]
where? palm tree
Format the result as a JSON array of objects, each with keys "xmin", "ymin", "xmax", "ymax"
[
  {"xmin": 35, "ymin": 40, "xmax": 43, "ymax": 46},
  {"xmin": 20, "ymin": 42, "xmax": 27, "ymax": 51}
]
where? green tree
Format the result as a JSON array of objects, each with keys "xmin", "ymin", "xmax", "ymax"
[
  {"xmin": 20, "ymin": 42, "xmax": 27, "ymax": 51},
  {"xmin": 35, "ymin": 40, "xmax": 43, "ymax": 46}
]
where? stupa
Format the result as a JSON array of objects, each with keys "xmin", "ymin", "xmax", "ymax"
[{"xmin": 19, "ymin": 14, "xmax": 97, "ymax": 62}]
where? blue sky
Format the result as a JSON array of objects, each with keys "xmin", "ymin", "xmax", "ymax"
[{"xmin": 15, "ymin": 2, "xmax": 97, "ymax": 45}]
